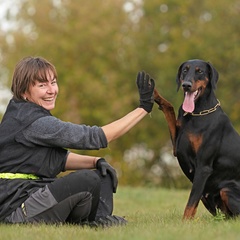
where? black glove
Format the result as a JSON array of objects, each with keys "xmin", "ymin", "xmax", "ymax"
[
  {"xmin": 136, "ymin": 71, "xmax": 155, "ymax": 113},
  {"xmin": 96, "ymin": 158, "xmax": 118, "ymax": 193}
]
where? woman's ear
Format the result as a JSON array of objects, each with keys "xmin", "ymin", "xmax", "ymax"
[{"xmin": 22, "ymin": 94, "xmax": 28, "ymax": 101}]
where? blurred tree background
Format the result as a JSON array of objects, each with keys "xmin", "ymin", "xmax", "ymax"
[{"xmin": 0, "ymin": 0, "xmax": 240, "ymax": 188}]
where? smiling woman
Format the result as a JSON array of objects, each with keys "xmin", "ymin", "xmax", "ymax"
[
  {"xmin": 0, "ymin": 56, "xmax": 155, "ymax": 227},
  {"xmin": 11, "ymin": 57, "xmax": 59, "ymax": 110},
  {"xmin": 23, "ymin": 74, "xmax": 58, "ymax": 110}
]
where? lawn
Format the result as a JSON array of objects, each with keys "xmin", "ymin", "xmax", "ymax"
[{"xmin": 1, "ymin": 186, "xmax": 240, "ymax": 240}]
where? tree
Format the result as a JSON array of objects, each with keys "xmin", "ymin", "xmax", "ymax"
[{"xmin": 0, "ymin": 0, "xmax": 240, "ymax": 187}]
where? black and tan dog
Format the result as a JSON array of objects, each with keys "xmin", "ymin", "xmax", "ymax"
[{"xmin": 154, "ymin": 59, "xmax": 240, "ymax": 219}]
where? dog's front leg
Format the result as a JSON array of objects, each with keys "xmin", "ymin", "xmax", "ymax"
[
  {"xmin": 154, "ymin": 88, "xmax": 177, "ymax": 155},
  {"xmin": 183, "ymin": 166, "xmax": 213, "ymax": 219}
]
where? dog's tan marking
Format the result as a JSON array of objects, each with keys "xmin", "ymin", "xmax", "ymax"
[
  {"xmin": 154, "ymin": 88, "xmax": 177, "ymax": 155},
  {"xmin": 183, "ymin": 205, "xmax": 198, "ymax": 219},
  {"xmin": 188, "ymin": 133, "xmax": 203, "ymax": 153}
]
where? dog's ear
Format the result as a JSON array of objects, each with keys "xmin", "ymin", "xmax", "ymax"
[
  {"xmin": 207, "ymin": 62, "xmax": 219, "ymax": 89},
  {"xmin": 176, "ymin": 62, "xmax": 185, "ymax": 91}
]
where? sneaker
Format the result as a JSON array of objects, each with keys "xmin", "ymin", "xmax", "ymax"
[
  {"xmin": 80, "ymin": 220, "xmax": 99, "ymax": 228},
  {"xmin": 95, "ymin": 215, "xmax": 127, "ymax": 228}
]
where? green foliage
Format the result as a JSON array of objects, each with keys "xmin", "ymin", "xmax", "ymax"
[
  {"xmin": 1, "ymin": 0, "xmax": 240, "ymax": 186},
  {"xmin": 213, "ymin": 209, "xmax": 226, "ymax": 222}
]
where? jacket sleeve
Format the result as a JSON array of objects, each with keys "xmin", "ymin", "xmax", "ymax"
[{"xmin": 16, "ymin": 116, "xmax": 108, "ymax": 150}]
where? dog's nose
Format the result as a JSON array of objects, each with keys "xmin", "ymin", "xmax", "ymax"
[{"xmin": 182, "ymin": 81, "xmax": 192, "ymax": 91}]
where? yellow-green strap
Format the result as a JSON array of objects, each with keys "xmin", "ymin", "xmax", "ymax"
[{"xmin": 0, "ymin": 173, "xmax": 39, "ymax": 180}]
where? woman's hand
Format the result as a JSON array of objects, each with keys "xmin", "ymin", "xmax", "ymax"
[
  {"xmin": 96, "ymin": 158, "xmax": 118, "ymax": 193},
  {"xmin": 136, "ymin": 71, "xmax": 155, "ymax": 113}
]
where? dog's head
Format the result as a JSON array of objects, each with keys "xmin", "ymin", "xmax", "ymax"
[{"xmin": 176, "ymin": 59, "xmax": 219, "ymax": 113}]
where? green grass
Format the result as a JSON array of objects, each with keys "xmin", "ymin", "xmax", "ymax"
[{"xmin": 2, "ymin": 186, "xmax": 240, "ymax": 240}]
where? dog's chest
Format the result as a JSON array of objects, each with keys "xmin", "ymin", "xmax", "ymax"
[
  {"xmin": 176, "ymin": 118, "xmax": 205, "ymax": 155},
  {"xmin": 175, "ymin": 123, "xmax": 204, "ymax": 180}
]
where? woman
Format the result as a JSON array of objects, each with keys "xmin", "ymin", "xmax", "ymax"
[{"xmin": 0, "ymin": 56, "xmax": 155, "ymax": 227}]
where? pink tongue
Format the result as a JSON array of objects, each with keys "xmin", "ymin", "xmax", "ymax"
[{"xmin": 182, "ymin": 92, "xmax": 195, "ymax": 113}]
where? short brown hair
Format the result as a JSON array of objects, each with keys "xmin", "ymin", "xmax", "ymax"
[{"xmin": 11, "ymin": 56, "xmax": 58, "ymax": 101}]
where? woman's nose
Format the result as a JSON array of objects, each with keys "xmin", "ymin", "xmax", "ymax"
[{"xmin": 46, "ymin": 84, "xmax": 55, "ymax": 93}]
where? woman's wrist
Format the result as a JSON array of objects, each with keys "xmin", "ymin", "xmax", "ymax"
[{"xmin": 94, "ymin": 157, "xmax": 100, "ymax": 168}]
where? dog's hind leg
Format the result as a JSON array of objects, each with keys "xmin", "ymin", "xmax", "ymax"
[
  {"xmin": 220, "ymin": 187, "xmax": 240, "ymax": 217},
  {"xmin": 154, "ymin": 88, "xmax": 177, "ymax": 155},
  {"xmin": 219, "ymin": 187, "xmax": 240, "ymax": 217}
]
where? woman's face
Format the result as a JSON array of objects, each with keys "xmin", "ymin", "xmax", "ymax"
[{"xmin": 23, "ymin": 71, "xmax": 58, "ymax": 110}]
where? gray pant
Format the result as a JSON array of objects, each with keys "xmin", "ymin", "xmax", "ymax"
[
  {"xmin": 4, "ymin": 170, "xmax": 114, "ymax": 224},
  {"xmin": 5, "ymin": 186, "xmax": 92, "ymax": 224}
]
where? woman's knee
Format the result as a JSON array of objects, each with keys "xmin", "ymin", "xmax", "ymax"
[{"xmin": 70, "ymin": 170, "xmax": 101, "ymax": 191}]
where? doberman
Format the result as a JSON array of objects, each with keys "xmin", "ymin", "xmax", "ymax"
[{"xmin": 154, "ymin": 59, "xmax": 240, "ymax": 219}]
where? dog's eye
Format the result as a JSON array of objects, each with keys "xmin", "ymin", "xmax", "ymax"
[
  {"xmin": 197, "ymin": 69, "xmax": 203, "ymax": 74},
  {"xmin": 182, "ymin": 69, "xmax": 188, "ymax": 74}
]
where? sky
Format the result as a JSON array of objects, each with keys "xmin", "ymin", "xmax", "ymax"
[
  {"xmin": 0, "ymin": 0, "xmax": 20, "ymax": 32},
  {"xmin": 0, "ymin": 1, "xmax": 14, "ymax": 115}
]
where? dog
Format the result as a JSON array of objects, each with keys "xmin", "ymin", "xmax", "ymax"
[{"xmin": 154, "ymin": 59, "xmax": 240, "ymax": 219}]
